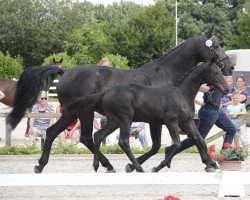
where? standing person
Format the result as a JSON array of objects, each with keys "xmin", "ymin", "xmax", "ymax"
[
  {"xmin": 28, "ymin": 91, "xmax": 54, "ymax": 150},
  {"xmin": 227, "ymin": 91, "xmax": 249, "ymax": 150},
  {"xmin": 56, "ymin": 105, "xmax": 80, "ymax": 145},
  {"xmin": 222, "ymin": 75, "xmax": 248, "ymax": 107},
  {"xmin": 165, "ymin": 86, "xmax": 237, "ymax": 163},
  {"xmin": 130, "ymin": 122, "xmax": 148, "ymax": 148},
  {"xmin": 0, "ymin": 90, "xmax": 5, "ymax": 100}
]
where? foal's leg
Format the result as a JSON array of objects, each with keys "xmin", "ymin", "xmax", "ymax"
[
  {"xmin": 182, "ymin": 122, "xmax": 216, "ymax": 172},
  {"xmin": 152, "ymin": 123, "xmax": 181, "ymax": 172},
  {"xmin": 126, "ymin": 123, "xmax": 162, "ymax": 172},
  {"xmin": 92, "ymin": 121, "xmax": 118, "ymax": 172},
  {"xmin": 79, "ymin": 111, "xmax": 115, "ymax": 172},
  {"xmin": 34, "ymin": 114, "xmax": 72, "ymax": 173},
  {"xmin": 119, "ymin": 123, "xmax": 144, "ymax": 172}
]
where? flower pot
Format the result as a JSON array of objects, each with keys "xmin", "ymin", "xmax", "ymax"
[{"xmin": 219, "ymin": 160, "xmax": 243, "ymax": 171}]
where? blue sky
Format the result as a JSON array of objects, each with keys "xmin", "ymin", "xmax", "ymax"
[{"xmin": 84, "ymin": 0, "xmax": 155, "ymax": 6}]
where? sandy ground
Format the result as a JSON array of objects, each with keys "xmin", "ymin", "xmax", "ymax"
[{"xmin": 1, "ymin": 154, "xmax": 250, "ymax": 200}]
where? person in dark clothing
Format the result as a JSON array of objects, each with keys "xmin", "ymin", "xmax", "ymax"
[{"xmin": 165, "ymin": 86, "xmax": 237, "ymax": 165}]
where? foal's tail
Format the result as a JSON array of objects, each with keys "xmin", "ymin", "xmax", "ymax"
[
  {"xmin": 7, "ymin": 66, "xmax": 64, "ymax": 130},
  {"xmin": 66, "ymin": 93, "xmax": 105, "ymax": 114}
]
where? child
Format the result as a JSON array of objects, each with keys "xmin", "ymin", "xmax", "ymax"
[
  {"xmin": 227, "ymin": 91, "xmax": 249, "ymax": 150},
  {"xmin": 220, "ymin": 76, "xmax": 234, "ymax": 112}
]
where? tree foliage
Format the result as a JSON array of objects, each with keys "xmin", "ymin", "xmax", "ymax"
[
  {"xmin": 0, "ymin": 51, "xmax": 23, "ymax": 79},
  {"xmin": 0, "ymin": 0, "xmax": 249, "ymax": 72},
  {"xmin": 111, "ymin": 5, "xmax": 175, "ymax": 67}
]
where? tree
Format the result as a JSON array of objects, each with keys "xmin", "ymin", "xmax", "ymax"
[
  {"xmin": 63, "ymin": 18, "xmax": 111, "ymax": 65},
  {"xmin": 225, "ymin": 2, "xmax": 250, "ymax": 49},
  {"xmin": 0, "ymin": 51, "xmax": 23, "ymax": 79},
  {"xmin": 111, "ymin": 5, "xmax": 175, "ymax": 67}
]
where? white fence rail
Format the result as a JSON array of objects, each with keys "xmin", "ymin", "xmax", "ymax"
[{"xmin": 48, "ymin": 79, "xmax": 58, "ymax": 97}]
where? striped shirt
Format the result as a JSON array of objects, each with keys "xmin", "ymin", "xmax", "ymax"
[{"xmin": 32, "ymin": 104, "xmax": 55, "ymax": 130}]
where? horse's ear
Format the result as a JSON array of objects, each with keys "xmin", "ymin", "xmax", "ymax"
[
  {"xmin": 52, "ymin": 58, "xmax": 56, "ymax": 64},
  {"xmin": 59, "ymin": 58, "xmax": 63, "ymax": 63},
  {"xmin": 205, "ymin": 25, "xmax": 215, "ymax": 39}
]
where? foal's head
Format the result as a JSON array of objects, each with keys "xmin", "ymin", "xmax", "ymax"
[
  {"xmin": 203, "ymin": 63, "xmax": 229, "ymax": 95},
  {"xmin": 196, "ymin": 26, "xmax": 233, "ymax": 76}
]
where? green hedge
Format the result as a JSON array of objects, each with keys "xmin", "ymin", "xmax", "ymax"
[{"xmin": 0, "ymin": 142, "xmax": 198, "ymax": 155}]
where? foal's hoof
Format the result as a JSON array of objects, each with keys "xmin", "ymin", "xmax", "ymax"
[
  {"xmin": 34, "ymin": 165, "xmax": 42, "ymax": 174},
  {"xmin": 106, "ymin": 169, "xmax": 116, "ymax": 173},
  {"xmin": 125, "ymin": 163, "xmax": 134, "ymax": 173},
  {"xmin": 205, "ymin": 166, "xmax": 216, "ymax": 173},
  {"xmin": 151, "ymin": 167, "xmax": 158, "ymax": 173}
]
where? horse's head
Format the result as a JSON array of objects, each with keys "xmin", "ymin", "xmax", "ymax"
[
  {"xmin": 52, "ymin": 58, "xmax": 63, "ymax": 68},
  {"xmin": 203, "ymin": 62, "xmax": 229, "ymax": 95},
  {"xmin": 198, "ymin": 26, "xmax": 234, "ymax": 76}
]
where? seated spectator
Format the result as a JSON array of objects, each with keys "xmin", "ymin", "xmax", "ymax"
[
  {"xmin": 130, "ymin": 122, "xmax": 148, "ymax": 148},
  {"xmin": 0, "ymin": 90, "xmax": 5, "ymax": 100},
  {"xmin": 56, "ymin": 104, "xmax": 80, "ymax": 145},
  {"xmin": 28, "ymin": 91, "xmax": 54, "ymax": 149}
]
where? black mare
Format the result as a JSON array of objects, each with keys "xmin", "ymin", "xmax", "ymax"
[
  {"xmin": 7, "ymin": 28, "xmax": 234, "ymax": 173},
  {"xmin": 67, "ymin": 62, "xmax": 229, "ymax": 172}
]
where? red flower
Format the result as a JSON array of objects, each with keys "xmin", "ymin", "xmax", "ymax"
[
  {"xmin": 223, "ymin": 143, "xmax": 231, "ymax": 149},
  {"xmin": 208, "ymin": 145, "xmax": 216, "ymax": 152},
  {"xmin": 218, "ymin": 155, "xmax": 225, "ymax": 161},
  {"xmin": 164, "ymin": 195, "xmax": 180, "ymax": 200}
]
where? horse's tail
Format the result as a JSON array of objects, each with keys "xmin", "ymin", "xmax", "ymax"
[
  {"xmin": 66, "ymin": 93, "xmax": 105, "ymax": 114},
  {"xmin": 7, "ymin": 66, "xmax": 64, "ymax": 130}
]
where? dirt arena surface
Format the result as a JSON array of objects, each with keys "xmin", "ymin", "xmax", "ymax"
[{"xmin": 1, "ymin": 154, "xmax": 250, "ymax": 200}]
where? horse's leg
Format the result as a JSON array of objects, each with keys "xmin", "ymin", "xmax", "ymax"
[
  {"xmin": 92, "ymin": 121, "xmax": 118, "ymax": 172},
  {"xmin": 34, "ymin": 114, "xmax": 72, "ymax": 173},
  {"xmin": 152, "ymin": 123, "xmax": 181, "ymax": 172},
  {"xmin": 182, "ymin": 122, "xmax": 216, "ymax": 172},
  {"xmin": 126, "ymin": 123, "xmax": 162, "ymax": 172},
  {"xmin": 78, "ymin": 111, "xmax": 115, "ymax": 172},
  {"xmin": 24, "ymin": 118, "xmax": 30, "ymax": 137},
  {"xmin": 118, "ymin": 122, "xmax": 144, "ymax": 172}
]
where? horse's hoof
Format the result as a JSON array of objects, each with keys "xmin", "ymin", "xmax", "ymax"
[
  {"xmin": 205, "ymin": 166, "xmax": 216, "ymax": 173},
  {"xmin": 151, "ymin": 167, "xmax": 158, "ymax": 173},
  {"xmin": 125, "ymin": 163, "xmax": 134, "ymax": 173},
  {"xmin": 106, "ymin": 169, "xmax": 116, "ymax": 173},
  {"xmin": 211, "ymin": 162, "xmax": 220, "ymax": 169},
  {"xmin": 34, "ymin": 165, "xmax": 42, "ymax": 174},
  {"xmin": 93, "ymin": 164, "xmax": 99, "ymax": 172}
]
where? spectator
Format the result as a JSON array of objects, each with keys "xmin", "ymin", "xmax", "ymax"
[
  {"xmin": 220, "ymin": 76, "xmax": 235, "ymax": 112},
  {"xmin": 222, "ymin": 75, "xmax": 248, "ymax": 107},
  {"xmin": 99, "ymin": 58, "xmax": 110, "ymax": 67},
  {"xmin": 28, "ymin": 91, "xmax": 54, "ymax": 150},
  {"xmin": 56, "ymin": 104, "xmax": 80, "ymax": 145},
  {"xmin": 0, "ymin": 90, "xmax": 5, "ymax": 100},
  {"xmin": 227, "ymin": 91, "xmax": 249, "ymax": 150},
  {"xmin": 130, "ymin": 122, "xmax": 148, "ymax": 148}
]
